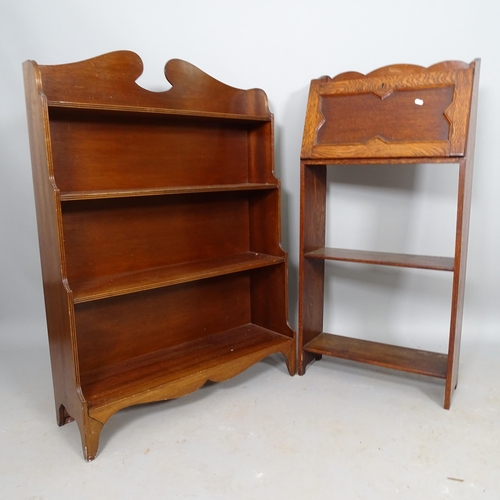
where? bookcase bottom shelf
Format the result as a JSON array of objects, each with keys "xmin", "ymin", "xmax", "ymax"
[
  {"xmin": 82, "ymin": 323, "xmax": 295, "ymax": 422},
  {"xmin": 303, "ymin": 332, "xmax": 448, "ymax": 379}
]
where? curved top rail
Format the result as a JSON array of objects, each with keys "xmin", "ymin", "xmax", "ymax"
[{"xmin": 28, "ymin": 51, "xmax": 269, "ymax": 117}]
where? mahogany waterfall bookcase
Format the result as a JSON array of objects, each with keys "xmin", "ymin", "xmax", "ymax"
[
  {"xmin": 298, "ymin": 59, "xmax": 480, "ymax": 409},
  {"xmin": 23, "ymin": 51, "xmax": 295, "ymax": 461}
]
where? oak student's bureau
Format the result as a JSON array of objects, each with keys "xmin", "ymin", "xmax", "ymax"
[{"xmin": 298, "ymin": 59, "xmax": 479, "ymax": 409}]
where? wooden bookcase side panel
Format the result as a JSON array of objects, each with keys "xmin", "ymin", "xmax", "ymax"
[
  {"xmin": 23, "ymin": 61, "xmax": 88, "ymax": 429},
  {"xmin": 247, "ymin": 120, "xmax": 277, "ymax": 185},
  {"xmin": 48, "ymin": 110, "xmax": 268, "ymax": 193},
  {"xmin": 250, "ymin": 265, "xmax": 295, "ymax": 340},
  {"xmin": 61, "ymin": 193, "xmax": 251, "ymax": 285},
  {"xmin": 74, "ymin": 273, "xmax": 252, "ymax": 375},
  {"xmin": 248, "ymin": 189, "xmax": 284, "ymax": 256}
]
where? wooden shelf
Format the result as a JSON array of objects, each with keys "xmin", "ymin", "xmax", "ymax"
[
  {"xmin": 48, "ymin": 100, "xmax": 271, "ymax": 123},
  {"xmin": 304, "ymin": 332, "xmax": 448, "ymax": 379},
  {"xmin": 60, "ymin": 183, "xmax": 278, "ymax": 201},
  {"xmin": 83, "ymin": 324, "xmax": 294, "ymax": 415},
  {"xmin": 71, "ymin": 252, "xmax": 285, "ymax": 303},
  {"xmin": 305, "ymin": 247, "xmax": 454, "ymax": 271}
]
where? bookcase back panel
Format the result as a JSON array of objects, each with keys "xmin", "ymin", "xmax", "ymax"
[
  {"xmin": 49, "ymin": 111, "xmax": 254, "ymax": 191},
  {"xmin": 62, "ymin": 193, "xmax": 250, "ymax": 283},
  {"xmin": 74, "ymin": 273, "xmax": 252, "ymax": 373}
]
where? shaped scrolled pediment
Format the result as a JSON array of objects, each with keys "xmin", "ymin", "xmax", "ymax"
[
  {"xmin": 302, "ymin": 59, "xmax": 479, "ymax": 159},
  {"xmin": 33, "ymin": 50, "xmax": 269, "ymax": 117}
]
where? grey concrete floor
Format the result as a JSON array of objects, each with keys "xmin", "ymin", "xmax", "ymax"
[{"xmin": 1, "ymin": 321, "xmax": 499, "ymax": 499}]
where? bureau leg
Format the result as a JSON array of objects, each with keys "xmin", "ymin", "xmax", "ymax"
[{"xmin": 298, "ymin": 351, "xmax": 322, "ymax": 375}]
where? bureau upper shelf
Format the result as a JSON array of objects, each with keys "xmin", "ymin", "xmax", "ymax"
[{"xmin": 305, "ymin": 247, "xmax": 455, "ymax": 271}]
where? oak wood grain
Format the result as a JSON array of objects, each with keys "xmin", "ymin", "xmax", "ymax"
[
  {"xmin": 304, "ymin": 332, "xmax": 448, "ymax": 379},
  {"xmin": 298, "ymin": 59, "xmax": 479, "ymax": 408}
]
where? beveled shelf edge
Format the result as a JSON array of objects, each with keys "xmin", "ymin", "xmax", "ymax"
[
  {"xmin": 60, "ymin": 183, "xmax": 279, "ymax": 201},
  {"xmin": 85, "ymin": 324, "xmax": 295, "ymax": 422},
  {"xmin": 304, "ymin": 332, "xmax": 448, "ymax": 379},
  {"xmin": 72, "ymin": 252, "xmax": 286, "ymax": 304},
  {"xmin": 305, "ymin": 247, "xmax": 455, "ymax": 271},
  {"xmin": 48, "ymin": 100, "xmax": 271, "ymax": 122}
]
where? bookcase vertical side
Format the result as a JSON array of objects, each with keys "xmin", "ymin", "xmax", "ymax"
[
  {"xmin": 23, "ymin": 61, "xmax": 87, "ymax": 427},
  {"xmin": 247, "ymin": 116, "xmax": 296, "ymax": 373}
]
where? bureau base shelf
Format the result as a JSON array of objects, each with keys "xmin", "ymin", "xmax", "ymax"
[{"xmin": 304, "ymin": 332, "xmax": 448, "ymax": 379}]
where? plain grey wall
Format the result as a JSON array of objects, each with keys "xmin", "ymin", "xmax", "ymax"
[{"xmin": 1, "ymin": 0, "xmax": 498, "ymax": 351}]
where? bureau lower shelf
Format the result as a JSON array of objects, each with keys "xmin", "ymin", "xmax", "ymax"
[
  {"xmin": 303, "ymin": 332, "xmax": 448, "ymax": 379},
  {"xmin": 305, "ymin": 247, "xmax": 454, "ymax": 272}
]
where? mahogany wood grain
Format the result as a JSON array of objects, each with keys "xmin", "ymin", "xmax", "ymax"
[
  {"xmin": 83, "ymin": 324, "xmax": 294, "ymax": 418},
  {"xmin": 299, "ymin": 60, "xmax": 480, "ymax": 408},
  {"xmin": 24, "ymin": 51, "xmax": 295, "ymax": 460},
  {"xmin": 61, "ymin": 193, "xmax": 251, "ymax": 283},
  {"xmin": 60, "ymin": 183, "xmax": 277, "ymax": 201},
  {"xmin": 71, "ymin": 252, "xmax": 284, "ymax": 303}
]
